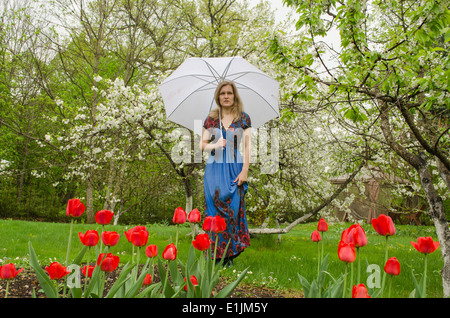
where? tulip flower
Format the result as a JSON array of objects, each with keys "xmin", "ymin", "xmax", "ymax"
[
  {"xmin": 173, "ymin": 207, "xmax": 187, "ymax": 224},
  {"xmin": 161, "ymin": 243, "xmax": 177, "ymax": 296},
  {"xmin": 338, "ymin": 241, "xmax": 355, "ymax": 297},
  {"xmin": 172, "ymin": 207, "xmax": 186, "ymax": 248},
  {"xmin": 183, "ymin": 275, "xmax": 198, "ymax": 291},
  {"xmin": 211, "ymin": 215, "xmax": 226, "ymax": 233},
  {"xmin": 338, "ymin": 241, "xmax": 356, "ymax": 263},
  {"xmin": 95, "ymin": 210, "xmax": 114, "ymax": 225},
  {"xmin": 143, "ymin": 274, "xmax": 152, "ymax": 286},
  {"xmin": 342, "ymin": 224, "xmax": 367, "ymax": 284},
  {"xmin": 317, "ymin": 218, "xmax": 328, "ymax": 233},
  {"xmin": 46, "ymin": 262, "xmax": 71, "ymax": 280},
  {"xmin": 79, "ymin": 230, "xmax": 100, "ymax": 247},
  {"xmin": 0, "ymin": 263, "xmax": 24, "ymax": 280},
  {"xmin": 81, "ymin": 265, "xmax": 95, "ymax": 278},
  {"xmin": 317, "ymin": 218, "xmax": 328, "ymax": 270},
  {"xmin": 97, "ymin": 253, "xmax": 120, "ymax": 272},
  {"xmin": 384, "ymin": 257, "xmax": 401, "ymax": 276},
  {"xmin": 162, "ymin": 243, "xmax": 177, "ymax": 261},
  {"xmin": 193, "ymin": 233, "xmax": 211, "ymax": 251},
  {"xmin": 0, "ymin": 263, "xmax": 24, "ymax": 298},
  {"xmin": 202, "ymin": 216, "xmax": 214, "ymax": 232},
  {"xmin": 352, "ymin": 284, "xmax": 371, "ymax": 298},
  {"xmin": 371, "ymin": 214, "xmax": 395, "ymax": 296},
  {"xmin": 65, "ymin": 199, "xmax": 85, "ymax": 273},
  {"xmin": 411, "ymin": 237, "xmax": 439, "ymax": 255},
  {"xmin": 66, "ymin": 198, "xmax": 85, "ymax": 218},
  {"xmin": 311, "ymin": 230, "xmax": 321, "ymax": 280},
  {"xmin": 371, "ymin": 214, "xmax": 395, "ymax": 237},
  {"xmin": 129, "ymin": 227, "xmax": 149, "ymax": 247},
  {"xmin": 384, "ymin": 256, "xmax": 401, "ymax": 298},
  {"xmin": 311, "ymin": 230, "xmax": 321, "ymax": 242},
  {"xmin": 411, "ymin": 237, "xmax": 439, "ymax": 298},
  {"xmin": 145, "ymin": 245, "xmax": 158, "ymax": 258},
  {"xmin": 101, "ymin": 231, "xmax": 120, "ymax": 247},
  {"xmin": 188, "ymin": 208, "xmax": 202, "ymax": 223}
]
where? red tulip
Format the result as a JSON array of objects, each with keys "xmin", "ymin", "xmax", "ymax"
[
  {"xmin": 371, "ymin": 214, "xmax": 395, "ymax": 236},
  {"xmin": 0, "ymin": 263, "xmax": 24, "ymax": 280},
  {"xmin": 352, "ymin": 284, "xmax": 371, "ymax": 298},
  {"xmin": 338, "ymin": 241, "xmax": 356, "ymax": 263},
  {"xmin": 46, "ymin": 262, "xmax": 71, "ymax": 280},
  {"xmin": 145, "ymin": 245, "xmax": 158, "ymax": 258},
  {"xmin": 341, "ymin": 224, "xmax": 367, "ymax": 248},
  {"xmin": 211, "ymin": 215, "xmax": 226, "ymax": 233},
  {"xmin": 192, "ymin": 233, "xmax": 211, "ymax": 251},
  {"xmin": 317, "ymin": 218, "xmax": 328, "ymax": 232},
  {"xmin": 188, "ymin": 208, "xmax": 202, "ymax": 223},
  {"xmin": 97, "ymin": 253, "xmax": 120, "ymax": 272},
  {"xmin": 79, "ymin": 230, "xmax": 100, "ymax": 247},
  {"xmin": 411, "ymin": 237, "xmax": 439, "ymax": 254},
  {"xmin": 125, "ymin": 226, "xmax": 149, "ymax": 247},
  {"xmin": 311, "ymin": 230, "xmax": 321, "ymax": 242},
  {"xmin": 202, "ymin": 216, "xmax": 214, "ymax": 232},
  {"xmin": 384, "ymin": 257, "xmax": 401, "ymax": 276},
  {"xmin": 101, "ymin": 231, "xmax": 120, "ymax": 247},
  {"xmin": 95, "ymin": 210, "xmax": 114, "ymax": 225},
  {"xmin": 173, "ymin": 207, "xmax": 187, "ymax": 224},
  {"xmin": 143, "ymin": 274, "xmax": 152, "ymax": 286},
  {"xmin": 162, "ymin": 243, "xmax": 177, "ymax": 261},
  {"xmin": 66, "ymin": 198, "xmax": 85, "ymax": 218},
  {"xmin": 81, "ymin": 265, "xmax": 95, "ymax": 278},
  {"xmin": 124, "ymin": 226, "xmax": 147, "ymax": 242},
  {"xmin": 183, "ymin": 275, "xmax": 198, "ymax": 291}
]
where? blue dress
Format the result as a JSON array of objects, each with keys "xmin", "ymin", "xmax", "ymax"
[{"xmin": 203, "ymin": 112, "xmax": 251, "ymax": 260}]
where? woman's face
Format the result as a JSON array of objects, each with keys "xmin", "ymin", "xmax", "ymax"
[{"xmin": 219, "ymin": 84, "xmax": 234, "ymax": 108}]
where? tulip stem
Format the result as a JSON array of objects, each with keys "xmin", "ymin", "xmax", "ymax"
[
  {"xmin": 5, "ymin": 281, "xmax": 9, "ymax": 298},
  {"xmin": 380, "ymin": 236, "xmax": 389, "ymax": 297},
  {"xmin": 388, "ymin": 275, "xmax": 393, "ymax": 298},
  {"xmin": 65, "ymin": 219, "xmax": 74, "ymax": 266},
  {"xmin": 357, "ymin": 247, "xmax": 361, "ymax": 284},
  {"xmin": 162, "ymin": 261, "xmax": 169, "ymax": 297},
  {"xmin": 423, "ymin": 254, "xmax": 428, "ymax": 298},
  {"xmin": 175, "ymin": 224, "xmax": 179, "ymax": 248},
  {"xmin": 343, "ymin": 263, "xmax": 348, "ymax": 298},
  {"xmin": 317, "ymin": 241, "xmax": 320, "ymax": 280},
  {"xmin": 84, "ymin": 247, "xmax": 90, "ymax": 297}
]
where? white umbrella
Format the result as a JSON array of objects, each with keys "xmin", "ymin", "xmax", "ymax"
[{"xmin": 158, "ymin": 57, "xmax": 279, "ymax": 132}]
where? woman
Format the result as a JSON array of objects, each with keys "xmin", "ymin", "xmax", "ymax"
[{"xmin": 201, "ymin": 81, "xmax": 251, "ymax": 266}]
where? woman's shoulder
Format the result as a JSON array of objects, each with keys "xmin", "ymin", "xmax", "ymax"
[
  {"xmin": 237, "ymin": 112, "xmax": 252, "ymax": 128},
  {"xmin": 203, "ymin": 115, "xmax": 220, "ymax": 129}
]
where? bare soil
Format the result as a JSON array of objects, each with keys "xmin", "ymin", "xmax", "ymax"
[{"xmin": 0, "ymin": 267, "xmax": 302, "ymax": 298}]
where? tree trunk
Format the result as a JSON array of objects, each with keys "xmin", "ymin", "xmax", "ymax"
[
  {"xmin": 417, "ymin": 155, "xmax": 450, "ymax": 297},
  {"xmin": 380, "ymin": 103, "xmax": 450, "ymax": 297}
]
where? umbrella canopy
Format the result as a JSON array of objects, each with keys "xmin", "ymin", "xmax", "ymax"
[{"xmin": 158, "ymin": 57, "xmax": 279, "ymax": 132}]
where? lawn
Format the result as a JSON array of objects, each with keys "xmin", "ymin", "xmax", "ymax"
[{"xmin": 0, "ymin": 218, "xmax": 444, "ymax": 298}]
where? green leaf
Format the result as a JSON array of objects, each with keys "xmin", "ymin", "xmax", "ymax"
[
  {"xmin": 215, "ymin": 267, "xmax": 249, "ymax": 298},
  {"xmin": 105, "ymin": 262, "xmax": 134, "ymax": 298},
  {"xmin": 28, "ymin": 242, "xmax": 58, "ymax": 298}
]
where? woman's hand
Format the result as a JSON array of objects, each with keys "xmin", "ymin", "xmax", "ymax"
[
  {"xmin": 214, "ymin": 137, "xmax": 227, "ymax": 150},
  {"xmin": 234, "ymin": 169, "xmax": 248, "ymax": 186}
]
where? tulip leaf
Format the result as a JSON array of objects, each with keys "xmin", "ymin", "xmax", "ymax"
[
  {"xmin": 71, "ymin": 245, "xmax": 88, "ymax": 265},
  {"xmin": 410, "ymin": 269, "xmax": 424, "ymax": 298},
  {"xmin": 28, "ymin": 242, "xmax": 58, "ymax": 298},
  {"xmin": 215, "ymin": 267, "xmax": 249, "ymax": 298},
  {"xmin": 105, "ymin": 262, "xmax": 134, "ymax": 298},
  {"xmin": 125, "ymin": 259, "xmax": 151, "ymax": 298}
]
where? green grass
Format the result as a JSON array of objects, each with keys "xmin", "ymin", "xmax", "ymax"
[{"xmin": 0, "ymin": 218, "xmax": 444, "ymax": 298}]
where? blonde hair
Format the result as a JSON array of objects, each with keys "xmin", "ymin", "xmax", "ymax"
[{"xmin": 209, "ymin": 81, "xmax": 244, "ymax": 121}]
